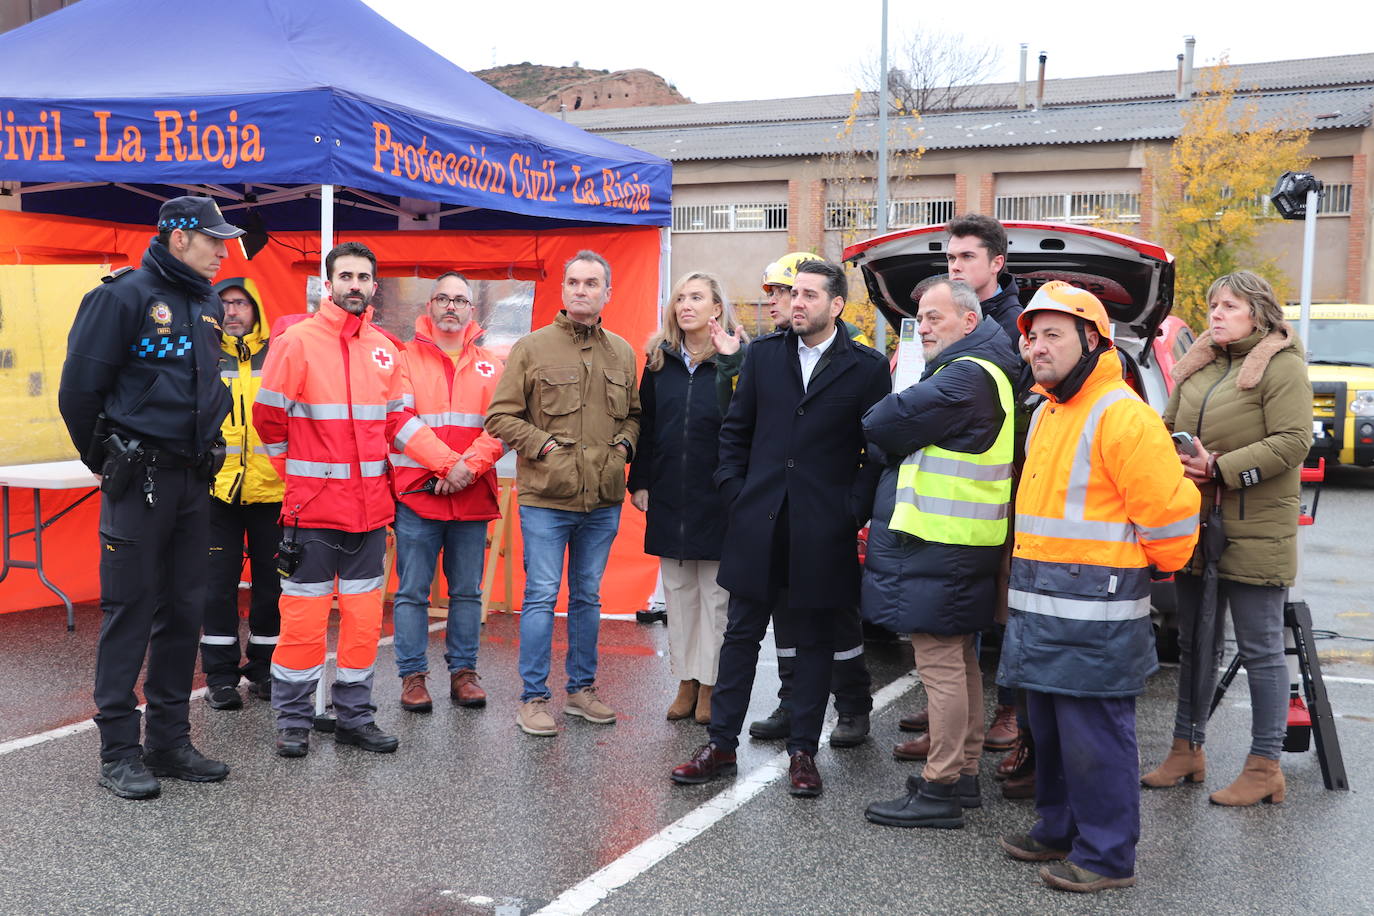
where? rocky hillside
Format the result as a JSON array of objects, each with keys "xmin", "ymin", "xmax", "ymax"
[{"xmin": 475, "ymin": 63, "xmax": 690, "ymax": 113}]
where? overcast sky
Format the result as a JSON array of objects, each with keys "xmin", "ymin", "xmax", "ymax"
[{"xmin": 363, "ymin": 0, "xmax": 1372, "ymax": 104}]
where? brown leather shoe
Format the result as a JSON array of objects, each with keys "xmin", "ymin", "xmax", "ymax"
[
  {"xmin": 450, "ymin": 669, "xmax": 487, "ymax": 708},
  {"xmin": 788, "ymin": 751, "xmax": 823, "ymax": 797},
  {"xmin": 984, "ymin": 704, "xmax": 1018, "ymax": 751},
  {"xmin": 400, "ymin": 673, "xmax": 432, "ymax": 712},
  {"xmin": 893, "ymin": 733, "xmax": 930, "ymax": 761},
  {"xmin": 1000, "ymin": 731, "xmax": 1035, "ymax": 798},
  {"xmin": 671, "ymin": 743, "xmax": 737, "ymax": 784},
  {"xmin": 996, "ymin": 731, "xmax": 1032, "ymax": 780},
  {"xmin": 898, "ymin": 708, "xmax": 929, "ymax": 733},
  {"xmin": 1002, "ymin": 770, "xmax": 1035, "ymax": 799}
]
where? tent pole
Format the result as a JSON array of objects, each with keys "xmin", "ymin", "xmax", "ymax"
[
  {"xmin": 320, "ymin": 184, "xmax": 335, "ymax": 280},
  {"xmin": 658, "ymin": 226, "xmax": 671, "ymax": 329}
]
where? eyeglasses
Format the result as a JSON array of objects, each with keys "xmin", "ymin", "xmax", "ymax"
[
  {"xmin": 220, "ymin": 297, "xmax": 252, "ymax": 308},
  {"xmin": 430, "ymin": 295, "xmax": 472, "ymax": 308}
]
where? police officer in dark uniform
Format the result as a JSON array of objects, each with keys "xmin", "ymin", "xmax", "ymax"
[{"xmin": 59, "ymin": 196, "xmax": 239, "ymax": 800}]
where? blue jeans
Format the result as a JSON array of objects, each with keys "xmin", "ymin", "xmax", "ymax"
[
  {"xmin": 391, "ymin": 503, "xmax": 489, "ymax": 677},
  {"xmin": 517, "ymin": 504, "xmax": 620, "ymax": 702}
]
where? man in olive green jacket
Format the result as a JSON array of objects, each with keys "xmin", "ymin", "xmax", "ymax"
[{"xmin": 485, "ymin": 250, "xmax": 641, "ymax": 737}]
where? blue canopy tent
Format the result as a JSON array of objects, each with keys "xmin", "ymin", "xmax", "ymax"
[
  {"xmin": 0, "ymin": 0, "xmax": 672, "ymax": 261},
  {"xmin": 0, "ymin": 0, "xmax": 673, "ymax": 616}
]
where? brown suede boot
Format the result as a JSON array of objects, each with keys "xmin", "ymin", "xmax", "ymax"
[
  {"xmin": 1209, "ymin": 754, "xmax": 1285, "ymax": 806},
  {"xmin": 1141, "ymin": 737, "xmax": 1206, "ymax": 788},
  {"xmin": 667, "ymin": 680, "xmax": 698, "ymax": 720},
  {"xmin": 694, "ymin": 684, "xmax": 713, "ymax": 724}
]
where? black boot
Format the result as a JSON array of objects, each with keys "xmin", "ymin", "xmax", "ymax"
[
  {"xmin": 829, "ymin": 712, "xmax": 871, "ymax": 748},
  {"xmin": 905, "ymin": 771, "xmax": 982, "ymax": 808},
  {"xmin": 865, "ymin": 779, "xmax": 964, "ymax": 829},
  {"xmin": 748, "ymin": 703, "xmax": 791, "ymax": 740}
]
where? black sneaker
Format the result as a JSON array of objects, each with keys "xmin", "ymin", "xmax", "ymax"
[
  {"xmin": 829, "ymin": 712, "xmax": 871, "ymax": 748},
  {"xmin": 335, "ymin": 722, "xmax": 399, "ymax": 754},
  {"xmin": 206, "ymin": 685, "xmax": 243, "ymax": 710},
  {"xmin": 144, "ymin": 743, "xmax": 229, "ymax": 782},
  {"xmin": 748, "ymin": 704, "xmax": 791, "ymax": 740},
  {"xmin": 249, "ymin": 679, "xmax": 273, "ymax": 701},
  {"xmin": 276, "ymin": 727, "xmax": 310, "ymax": 758},
  {"xmin": 98, "ymin": 756, "xmax": 161, "ymax": 800}
]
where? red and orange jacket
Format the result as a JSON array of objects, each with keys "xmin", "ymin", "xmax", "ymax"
[
  {"xmin": 391, "ymin": 315, "xmax": 507, "ymax": 521},
  {"xmin": 253, "ymin": 298, "xmax": 456, "ymax": 532}
]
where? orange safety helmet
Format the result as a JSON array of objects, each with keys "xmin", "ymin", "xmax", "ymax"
[
  {"xmin": 1016, "ymin": 280, "xmax": 1114, "ymax": 346},
  {"xmin": 761, "ymin": 251, "xmax": 821, "ymax": 293}
]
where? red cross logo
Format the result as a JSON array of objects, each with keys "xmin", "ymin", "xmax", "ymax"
[
  {"xmin": 371, "ymin": 347, "xmax": 394, "ymax": 369},
  {"xmin": 475, "ymin": 360, "xmax": 496, "ymax": 378}
]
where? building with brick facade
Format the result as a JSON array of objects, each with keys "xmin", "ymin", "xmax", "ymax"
[{"xmin": 568, "ymin": 52, "xmax": 1374, "ymax": 332}]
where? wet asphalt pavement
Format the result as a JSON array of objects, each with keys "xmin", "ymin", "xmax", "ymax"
[{"xmin": 1, "ymin": 469, "xmax": 1373, "ymax": 915}]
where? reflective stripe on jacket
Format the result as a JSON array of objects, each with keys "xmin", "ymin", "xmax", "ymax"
[
  {"xmin": 212, "ymin": 277, "xmax": 283, "ymax": 505},
  {"xmin": 891, "ymin": 355, "xmax": 1013, "ymax": 546},
  {"xmin": 391, "ymin": 314, "xmax": 506, "ymax": 522},
  {"xmin": 997, "ymin": 349, "xmax": 1200, "ymax": 697},
  {"xmin": 253, "ymin": 298, "xmax": 455, "ymax": 532}
]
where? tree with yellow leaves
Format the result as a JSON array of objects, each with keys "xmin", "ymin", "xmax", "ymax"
[{"xmin": 1151, "ymin": 60, "xmax": 1311, "ymax": 329}]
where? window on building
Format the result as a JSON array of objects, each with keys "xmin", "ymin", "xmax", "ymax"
[
  {"xmin": 671, "ymin": 202, "xmax": 788, "ymax": 232},
  {"xmin": 824, "ymin": 197, "xmax": 956, "ymax": 231},
  {"xmin": 995, "ymin": 192, "xmax": 1141, "ymax": 224}
]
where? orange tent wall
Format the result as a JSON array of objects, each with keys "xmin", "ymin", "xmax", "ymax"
[{"xmin": 0, "ymin": 209, "xmax": 661, "ymax": 615}]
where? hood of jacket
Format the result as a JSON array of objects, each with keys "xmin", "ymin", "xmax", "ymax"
[
  {"xmin": 413, "ymin": 312, "xmax": 484, "ymax": 353},
  {"xmin": 979, "ymin": 273, "xmax": 1022, "ymax": 321},
  {"xmin": 213, "ymin": 276, "xmax": 268, "ymax": 360},
  {"xmin": 1171, "ymin": 321, "xmax": 1302, "ymax": 391}
]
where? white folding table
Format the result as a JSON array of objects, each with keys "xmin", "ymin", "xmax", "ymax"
[{"xmin": 0, "ymin": 459, "xmax": 99, "ymax": 630}]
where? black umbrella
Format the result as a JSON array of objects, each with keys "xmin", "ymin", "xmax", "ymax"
[{"xmin": 1188, "ymin": 485, "xmax": 1227, "ymax": 746}]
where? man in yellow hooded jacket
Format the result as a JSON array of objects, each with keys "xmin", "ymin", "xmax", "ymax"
[{"xmin": 201, "ymin": 277, "xmax": 285, "ymax": 709}]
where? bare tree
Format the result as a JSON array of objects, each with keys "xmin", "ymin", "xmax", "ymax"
[{"xmin": 855, "ymin": 29, "xmax": 1002, "ymax": 114}]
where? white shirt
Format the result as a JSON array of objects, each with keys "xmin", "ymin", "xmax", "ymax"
[{"xmin": 796, "ymin": 327, "xmax": 838, "ymax": 391}]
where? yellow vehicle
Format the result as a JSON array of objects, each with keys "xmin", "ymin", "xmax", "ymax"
[{"xmin": 1284, "ymin": 304, "xmax": 1374, "ymax": 467}]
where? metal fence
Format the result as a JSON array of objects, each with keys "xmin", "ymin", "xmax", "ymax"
[
  {"xmin": 995, "ymin": 191, "xmax": 1142, "ymax": 224},
  {"xmin": 824, "ymin": 197, "xmax": 957, "ymax": 231},
  {"xmin": 671, "ymin": 202, "xmax": 788, "ymax": 232}
]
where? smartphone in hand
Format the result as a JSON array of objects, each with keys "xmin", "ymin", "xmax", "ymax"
[{"xmin": 1171, "ymin": 431, "xmax": 1199, "ymax": 457}]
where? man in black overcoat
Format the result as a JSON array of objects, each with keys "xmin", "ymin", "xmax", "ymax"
[{"xmin": 670, "ymin": 258, "xmax": 891, "ymax": 796}]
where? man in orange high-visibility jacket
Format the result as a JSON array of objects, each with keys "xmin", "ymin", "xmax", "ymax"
[
  {"xmin": 390, "ymin": 271, "xmax": 506, "ymax": 714},
  {"xmin": 253, "ymin": 242, "xmax": 460, "ymax": 759},
  {"xmin": 996, "ymin": 282, "xmax": 1199, "ymax": 894}
]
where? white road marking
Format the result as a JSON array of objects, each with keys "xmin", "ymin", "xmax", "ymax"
[
  {"xmin": 0, "ymin": 622, "xmax": 443, "ymax": 760},
  {"xmin": 533, "ymin": 669, "xmax": 922, "ymax": 916}
]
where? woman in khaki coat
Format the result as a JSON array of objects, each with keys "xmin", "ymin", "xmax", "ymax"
[{"xmin": 1145, "ymin": 270, "xmax": 1312, "ymax": 806}]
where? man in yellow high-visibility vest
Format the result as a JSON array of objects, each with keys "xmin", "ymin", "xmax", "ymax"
[{"xmin": 859, "ymin": 278, "xmax": 1022, "ymax": 829}]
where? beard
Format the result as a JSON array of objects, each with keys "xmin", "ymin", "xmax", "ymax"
[
  {"xmin": 337, "ymin": 292, "xmax": 371, "ymax": 314},
  {"xmin": 791, "ymin": 311, "xmax": 832, "ymax": 338}
]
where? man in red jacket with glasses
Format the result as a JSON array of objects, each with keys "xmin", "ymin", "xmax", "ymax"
[{"xmin": 389, "ymin": 271, "xmax": 506, "ymax": 713}]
